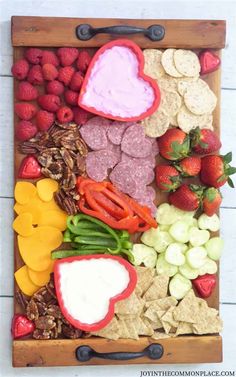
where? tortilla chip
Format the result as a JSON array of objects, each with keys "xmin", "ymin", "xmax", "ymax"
[
  {"xmin": 117, "ymin": 319, "xmax": 130, "ymax": 339},
  {"xmin": 162, "ymin": 307, "xmax": 179, "ymax": 328},
  {"xmin": 143, "ymin": 275, "xmax": 169, "ymax": 301},
  {"xmin": 132, "ymin": 317, "xmax": 154, "ymax": 336},
  {"xmin": 122, "ymin": 319, "xmax": 139, "ymax": 340},
  {"xmin": 161, "ymin": 320, "xmax": 172, "ymax": 334},
  {"xmin": 175, "ymin": 321, "xmax": 193, "ymax": 336},
  {"xmin": 173, "ymin": 290, "xmax": 200, "ymax": 323},
  {"xmin": 115, "ymin": 292, "xmax": 144, "ymax": 315},
  {"xmin": 193, "ymin": 306, "xmax": 222, "ymax": 335},
  {"xmin": 135, "ymin": 266, "xmax": 155, "ymax": 296},
  {"xmin": 151, "ymin": 331, "xmax": 171, "ymax": 339},
  {"xmin": 91, "ymin": 317, "xmax": 120, "ymax": 340},
  {"xmin": 154, "ymin": 296, "xmax": 178, "ymax": 311},
  {"xmin": 143, "ymin": 317, "xmax": 163, "ymax": 330}
]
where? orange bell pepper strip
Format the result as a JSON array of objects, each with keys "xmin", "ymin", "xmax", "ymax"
[
  {"xmin": 78, "ymin": 198, "xmax": 140, "ymax": 233},
  {"xmin": 121, "ymin": 195, "xmax": 157, "ymax": 229}
]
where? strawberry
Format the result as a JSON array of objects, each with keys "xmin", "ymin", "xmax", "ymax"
[
  {"xmin": 14, "ymin": 102, "xmax": 37, "ymax": 120},
  {"xmin": 57, "ymin": 47, "xmax": 79, "ymax": 66},
  {"xmin": 15, "ymin": 120, "xmax": 37, "ymax": 141},
  {"xmin": 58, "ymin": 66, "xmax": 75, "ymax": 86},
  {"xmin": 64, "ymin": 89, "xmax": 79, "ymax": 106},
  {"xmin": 57, "ymin": 106, "xmax": 74, "ymax": 124},
  {"xmin": 69, "ymin": 71, "xmax": 84, "ymax": 91},
  {"xmin": 157, "ymin": 128, "xmax": 190, "ymax": 161},
  {"xmin": 16, "ymin": 81, "xmax": 38, "ymax": 101},
  {"xmin": 175, "ymin": 156, "xmax": 201, "ymax": 177},
  {"xmin": 25, "ymin": 48, "xmax": 43, "ymax": 64},
  {"xmin": 202, "ymin": 187, "xmax": 222, "ymax": 216},
  {"xmin": 76, "ymin": 50, "xmax": 92, "ymax": 72},
  {"xmin": 36, "ymin": 110, "xmax": 55, "ymax": 131},
  {"xmin": 155, "ymin": 165, "xmax": 182, "ymax": 192},
  {"xmin": 27, "ymin": 65, "xmax": 44, "ymax": 85},
  {"xmin": 41, "ymin": 50, "xmax": 59, "ymax": 66},
  {"xmin": 42, "ymin": 63, "xmax": 58, "ymax": 81},
  {"xmin": 73, "ymin": 107, "xmax": 90, "ymax": 125},
  {"xmin": 11, "ymin": 59, "xmax": 29, "ymax": 80},
  {"xmin": 38, "ymin": 94, "xmax": 61, "ymax": 112},
  {"xmin": 46, "ymin": 80, "xmax": 64, "ymax": 96},
  {"xmin": 190, "ymin": 127, "xmax": 221, "ymax": 154},
  {"xmin": 169, "ymin": 184, "xmax": 203, "ymax": 211},
  {"xmin": 200, "ymin": 152, "xmax": 236, "ymax": 188}
]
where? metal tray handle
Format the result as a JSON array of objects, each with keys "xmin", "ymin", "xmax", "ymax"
[
  {"xmin": 76, "ymin": 344, "xmax": 164, "ymax": 362},
  {"xmin": 76, "ymin": 24, "xmax": 165, "ymax": 41}
]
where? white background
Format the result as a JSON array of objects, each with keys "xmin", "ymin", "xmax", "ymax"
[{"xmin": 0, "ymin": 0, "xmax": 236, "ymax": 375}]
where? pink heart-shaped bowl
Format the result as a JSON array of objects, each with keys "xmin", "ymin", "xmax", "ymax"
[
  {"xmin": 54, "ymin": 254, "xmax": 137, "ymax": 331},
  {"xmin": 78, "ymin": 39, "xmax": 161, "ymax": 122}
]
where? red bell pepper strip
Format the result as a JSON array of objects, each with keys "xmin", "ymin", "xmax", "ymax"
[
  {"xmin": 92, "ymin": 191, "xmax": 127, "ymax": 220},
  {"xmin": 79, "ymin": 198, "xmax": 140, "ymax": 232},
  {"xmin": 77, "ymin": 178, "xmax": 106, "ymax": 195},
  {"xmin": 192, "ymin": 274, "xmax": 217, "ymax": 298}
]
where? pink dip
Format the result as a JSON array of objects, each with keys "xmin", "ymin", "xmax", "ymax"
[{"xmin": 81, "ymin": 46, "xmax": 155, "ymax": 118}]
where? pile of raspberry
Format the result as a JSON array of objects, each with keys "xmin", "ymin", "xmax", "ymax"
[{"xmin": 12, "ymin": 47, "xmax": 92, "ymax": 141}]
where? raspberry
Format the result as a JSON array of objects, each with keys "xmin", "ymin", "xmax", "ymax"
[
  {"xmin": 46, "ymin": 80, "xmax": 64, "ymax": 95},
  {"xmin": 58, "ymin": 66, "xmax": 75, "ymax": 86},
  {"xmin": 73, "ymin": 107, "xmax": 90, "ymax": 125},
  {"xmin": 14, "ymin": 103, "xmax": 37, "ymax": 120},
  {"xmin": 25, "ymin": 48, "xmax": 43, "ymax": 64},
  {"xmin": 36, "ymin": 110, "xmax": 55, "ymax": 131},
  {"xmin": 57, "ymin": 47, "xmax": 79, "ymax": 66},
  {"xmin": 27, "ymin": 65, "xmax": 44, "ymax": 85},
  {"xmin": 69, "ymin": 71, "xmax": 83, "ymax": 91},
  {"xmin": 11, "ymin": 59, "xmax": 29, "ymax": 80},
  {"xmin": 76, "ymin": 50, "xmax": 92, "ymax": 73},
  {"xmin": 16, "ymin": 81, "xmax": 38, "ymax": 101},
  {"xmin": 64, "ymin": 89, "xmax": 79, "ymax": 106},
  {"xmin": 41, "ymin": 50, "xmax": 59, "ymax": 66},
  {"xmin": 42, "ymin": 63, "xmax": 58, "ymax": 81},
  {"xmin": 15, "ymin": 120, "xmax": 37, "ymax": 141},
  {"xmin": 57, "ymin": 106, "xmax": 74, "ymax": 124},
  {"xmin": 38, "ymin": 94, "xmax": 61, "ymax": 112}
]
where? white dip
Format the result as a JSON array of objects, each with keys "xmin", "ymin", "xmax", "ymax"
[{"xmin": 59, "ymin": 258, "xmax": 130, "ymax": 324}]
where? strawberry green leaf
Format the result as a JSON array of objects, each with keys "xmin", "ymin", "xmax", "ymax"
[
  {"xmin": 223, "ymin": 152, "xmax": 232, "ymax": 164},
  {"xmin": 227, "ymin": 177, "xmax": 235, "ymax": 188},
  {"xmin": 226, "ymin": 167, "xmax": 236, "ymax": 176}
]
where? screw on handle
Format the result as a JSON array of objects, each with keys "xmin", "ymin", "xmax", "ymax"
[
  {"xmin": 76, "ymin": 24, "xmax": 165, "ymax": 41},
  {"xmin": 75, "ymin": 343, "xmax": 164, "ymax": 362}
]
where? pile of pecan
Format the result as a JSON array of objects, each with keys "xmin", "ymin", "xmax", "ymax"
[
  {"xmin": 19, "ymin": 122, "xmax": 88, "ymax": 214},
  {"xmin": 16, "ymin": 274, "xmax": 83, "ymax": 340}
]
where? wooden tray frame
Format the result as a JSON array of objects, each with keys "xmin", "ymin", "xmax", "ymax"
[{"xmin": 11, "ymin": 16, "xmax": 226, "ymax": 367}]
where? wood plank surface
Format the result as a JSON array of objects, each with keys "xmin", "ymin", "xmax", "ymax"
[{"xmin": 11, "ymin": 16, "xmax": 226, "ymax": 49}]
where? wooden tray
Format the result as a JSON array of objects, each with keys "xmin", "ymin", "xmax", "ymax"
[{"xmin": 11, "ymin": 16, "xmax": 226, "ymax": 367}]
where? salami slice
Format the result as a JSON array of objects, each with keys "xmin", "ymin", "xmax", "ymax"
[
  {"xmin": 107, "ymin": 122, "xmax": 131, "ymax": 145},
  {"xmin": 109, "ymin": 162, "xmax": 138, "ymax": 197},
  {"xmin": 121, "ymin": 153, "xmax": 156, "ymax": 169},
  {"xmin": 134, "ymin": 186, "xmax": 157, "ymax": 216},
  {"xmin": 86, "ymin": 150, "xmax": 118, "ymax": 182},
  {"xmin": 106, "ymin": 140, "xmax": 122, "ymax": 164},
  {"xmin": 80, "ymin": 116, "xmax": 111, "ymax": 150},
  {"xmin": 121, "ymin": 124, "xmax": 152, "ymax": 158}
]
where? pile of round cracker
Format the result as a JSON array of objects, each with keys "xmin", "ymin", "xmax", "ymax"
[{"xmin": 142, "ymin": 48, "xmax": 217, "ymax": 136}]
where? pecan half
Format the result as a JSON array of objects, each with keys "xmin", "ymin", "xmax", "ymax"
[
  {"xmin": 26, "ymin": 299, "xmax": 39, "ymax": 321},
  {"xmin": 35, "ymin": 315, "xmax": 56, "ymax": 331}
]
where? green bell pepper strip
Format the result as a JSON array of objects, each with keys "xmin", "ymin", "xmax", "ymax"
[
  {"xmin": 73, "ymin": 236, "xmax": 117, "ymax": 248},
  {"xmin": 63, "ymin": 229, "xmax": 73, "ymax": 242},
  {"xmin": 51, "ymin": 249, "xmax": 106, "ymax": 259},
  {"xmin": 67, "ymin": 214, "xmax": 121, "ymax": 252}
]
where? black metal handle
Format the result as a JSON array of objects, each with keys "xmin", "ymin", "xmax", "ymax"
[
  {"xmin": 75, "ymin": 343, "xmax": 163, "ymax": 362},
  {"xmin": 76, "ymin": 24, "xmax": 165, "ymax": 41}
]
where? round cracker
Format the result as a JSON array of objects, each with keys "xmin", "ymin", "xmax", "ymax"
[
  {"xmin": 160, "ymin": 89, "xmax": 182, "ymax": 117},
  {"xmin": 184, "ymin": 82, "xmax": 217, "ymax": 115},
  {"xmin": 169, "ymin": 114, "xmax": 178, "ymax": 127},
  {"xmin": 143, "ymin": 49, "xmax": 165, "ymax": 79},
  {"xmin": 161, "ymin": 49, "xmax": 183, "ymax": 78},
  {"xmin": 142, "ymin": 110, "xmax": 170, "ymax": 137},
  {"xmin": 158, "ymin": 76, "xmax": 178, "ymax": 92},
  {"xmin": 177, "ymin": 78, "xmax": 206, "ymax": 96},
  {"xmin": 177, "ymin": 105, "xmax": 213, "ymax": 133},
  {"xmin": 174, "ymin": 49, "xmax": 200, "ymax": 77}
]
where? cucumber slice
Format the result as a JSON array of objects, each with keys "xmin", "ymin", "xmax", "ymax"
[
  {"xmin": 179, "ymin": 263, "xmax": 199, "ymax": 280},
  {"xmin": 189, "ymin": 227, "xmax": 210, "ymax": 247},
  {"xmin": 198, "ymin": 213, "xmax": 220, "ymax": 232},
  {"xmin": 198, "ymin": 257, "xmax": 218, "ymax": 275},
  {"xmin": 205, "ymin": 237, "xmax": 224, "ymax": 261},
  {"xmin": 169, "ymin": 220, "xmax": 190, "ymax": 243},
  {"xmin": 180, "ymin": 243, "xmax": 188, "ymax": 253},
  {"xmin": 156, "ymin": 203, "xmax": 195, "ymax": 225},
  {"xmin": 186, "ymin": 246, "xmax": 207, "ymax": 269},
  {"xmin": 141, "ymin": 228, "xmax": 173, "ymax": 252},
  {"xmin": 131, "ymin": 244, "xmax": 157, "ymax": 268},
  {"xmin": 156, "ymin": 253, "xmax": 178, "ymax": 277},
  {"xmin": 159, "ymin": 224, "xmax": 170, "ymax": 232},
  {"xmin": 165, "ymin": 243, "xmax": 186, "ymax": 266},
  {"xmin": 169, "ymin": 274, "xmax": 192, "ymax": 300}
]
